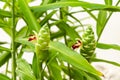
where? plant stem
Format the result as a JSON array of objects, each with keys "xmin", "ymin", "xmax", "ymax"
[
  {"xmin": 36, "ymin": 55, "xmax": 40, "ymax": 80},
  {"xmin": 60, "ymin": 7, "xmax": 72, "ymax": 80},
  {"xmin": 36, "ymin": 53, "xmax": 42, "ymax": 80},
  {"xmin": 11, "ymin": 0, "xmax": 16, "ymax": 80}
]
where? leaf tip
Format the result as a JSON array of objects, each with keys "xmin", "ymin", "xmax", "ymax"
[{"xmin": 98, "ymin": 71, "xmax": 104, "ymax": 77}]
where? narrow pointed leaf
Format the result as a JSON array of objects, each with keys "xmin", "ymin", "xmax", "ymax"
[
  {"xmin": 56, "ymin": 21, "xmax": 81, "ymax": 42},
  {"xmin": 16, "ymin": 26, "xmax": 28, "ymax": 39},
  {"xmin": 40, "ymin": 10, "xmax": 57, "ymax": 26},
  {"xmin": 32, "ymin": 54, "xmax": 38, "ymax": 78},
  {"xmin": 17, "ymin": 70, "xmax": 36, "ymax": 80},
  {"xmin": 0, "ymin": 42, "xmax": 7, "ymax": 45},
  {"xmin": 0, "ymin": 52, "xmax": 11, "ymax": 67},
  {"xmin": 0, "ymin": 22, "xmax": 7, "ymax": 28},
  {"xmin": 92, "ymin": 58, "xmax": 120, "ymax": 67},
  {"xmin": 0, "ymin": 9, "xmax": 11, "ymax": 18},
  {"xmin": 104, "ymin": 0, "xmax": 112, "ymax": 5},
  {"xmin": 32, "ymin": 1, "xmax": 120, "ymax": 14},
  {"xmin": 18, "ymin": 0, "xmax": 40, "ymax": 32},
  {"xmin": 51, "ymin": 30, "xmax": 65, "ymax": 40},
  {"xmin": 49, "ymin": 41, "xmax": 102, "ymax": 76},
  {"xmin": 15, "ymin": 38, "xmax": 35, "ymax": 51},
  {"xmin": 16, "ymin": 59, "xmax": 36, "ymax": 80},
  {"xmin": 0, "ymin": 46, "xmax": 10, "ymax": 52},
  {"xmin": 97, "ymin": 10, "xmax": 107, "ymax": 38},
  {"xmin": 47, "ymin": 50, "xmax": 62, "ymax": 80},
  {"xmin": 97, "ymin": 43, "xmax": 120, "ymax": 50},
  {"xmin": 86, "ymin": 73, "xmax": 102, "ymax": 80},
  {"xmin": 83, "ymin": 8, "xmax": 97, "ymax": 21},
  {"xmin": 0, "ymin": 73, "xmax": 11, "ymax": 80},
  {"xmin": 48, "ymin": 59, "xmax": 62, "ymax": 80},
  {"xmin": 2, "ymin": 27, "xmax": 12, "ymax": 37}
]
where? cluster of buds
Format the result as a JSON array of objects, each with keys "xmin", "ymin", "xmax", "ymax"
[
  {"xmin": 80, "ymin": 27, "xmax": 96, "ymax": 62},
  {"xmin": 28, "ymin": 26, "xmax": 50, "ymax": 55},
  {"xmin": 28, "ymin": 26, "xmax": 95, "ymax": 62}
]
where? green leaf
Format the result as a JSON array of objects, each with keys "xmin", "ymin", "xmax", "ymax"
[
  {"xmin": 0, "ymin": 52, "xmax": 11, "ymax": 67},
  {"xmin": 56, "ymin": 21, "xmax": 81, "ymax": 42},
  {"xmin": 15, "ymin": 38, "xmax": 35, "ymax": 51},
  {"xmin": 26, "ymin": 0, "xmax": 34, "ymax": 3},
  {"xmin": 17, "ymin": 59, "xmax": 33, "ymax": 74},
  {"xmin": 104, "ymin": 0, "xmax": 112, "ymax": 5},
  {"xmin": 40, "ymin": 10, "xmax": 57, "ymax": 26},
  {"xmin": 97, "ymin": 43, "xmax": 120, "ymax": 50},
  {"xmin": 16, "ymin": 59, "xmax": 36, "ymax": 80},
  {"xmin": 51, "ymin": 25, "xmax": 78, "ymax": 40},
  {"xmin": 49, "ymin": 41, "xmax": 103, "ymax": 76},
  {"xmin": 0, "ymin": 9, "xmax": 11, "ymax": 18},
  {"xmin": 61, "ymin": 65, "xmax": 84, "ymax": 80},
  {"xmin": 32, "ymin": 54, "xmax": 38, "ymax": 78},
  {"xmin": 18, "ymin": 0, "xmax": 40, "ymax": 32},
  {"xmin": 61, "ymin": 66, "xmax": 101, "ymax": 80},
  {"xmin": 86, "ymin": 72, "xmax": 102, "ymax": 80},
  {"xmin": 96, "ymin": 10, "xmax": 107, "ymax": 38},
  {"xmin": 41, "ymin": 0, "xmax": 57, "ymax": 5},
  {"xmin": 0, "ymin": 46, "xmax": 10, "ymax": 52},
  {"xmin": 51, "ymin": 30, "xmax": 65, "ymax": 40},
  {"xmin": 0, "ymin": 73, "xmax": 11, "ymax": 80},
  {"xmin": 0, "ymin": 42, "xmax": 7, "ymax": 45},
  {"xmin": 0, "ymin": 18, "xmax": 12, "ymax": 36},
  {"xmin": 83, "ymin": 8, "xmax": 97, "ymax": 21},
  {"xmin": 17, "ymin": 70, "xmax": 36, "ymax": 80},
  {"xmin": 31, "ymin": 1, "xmax": 120, "ymax": 14},
  {"xmin": 65, "ymin": 11, "xmax": 84, "ymax": 27},
  {"xmin": 71, "ymin": 69, "xmax": 84, "ymax": 80},
  {"xmin": 47, "ymin": 49, "xmax": 62, "ymax": 80},
  {"xmin": 16, "ymin": 26, "xmax": 28, "ymax": 39},
  {"xmin": 48, "ymin": 59, "xmax": 62, "ymax": 80},
  {"xmin": 0, "ymin": 22, "xmax": 7, "ymax": 28},
  {"xmin": 92, "ymin": 58, "xmax": 120, "ymax": 67}
]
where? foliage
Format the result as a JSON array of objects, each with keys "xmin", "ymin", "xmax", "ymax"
[{"xmin": 0, "ymin": 0, "xmax": 120, "ymax": 80}]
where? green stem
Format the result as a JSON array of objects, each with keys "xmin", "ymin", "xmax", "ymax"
[
  {"xmin": 60, "ymin": 7, "xmax": 72, "ymax": 80},
  {"xmin": 36, "ymin": 53, "xmax": 42, "ymax": 80},
  {"xmin": 11, "ymin": 0, "xmax": 16, "ymax": 80},
  {"xmin": 97, "ymin": 1, "xmax": 120, "ymax": 42},
  {"xmin": 36, "ymin": 55, "xmax": 40, "ymax": 80}
]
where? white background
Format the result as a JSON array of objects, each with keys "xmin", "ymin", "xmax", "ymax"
[{"xmin": 0, "ymin": 0, "xmax": 120, "ymax": 80}]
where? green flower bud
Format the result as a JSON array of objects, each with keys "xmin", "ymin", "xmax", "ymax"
[
  {"xmin": 80, "ymin": 26, "xmax": 96, "ymax": 62},
  {"xmin": 34, "ymin": 26, "xmax": 50, "ymax": 55}
]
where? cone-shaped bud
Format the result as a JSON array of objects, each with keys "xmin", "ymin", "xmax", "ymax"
[{"xmin": 80, "ymin": 26, "xmax": 96, "ymax": 62}]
